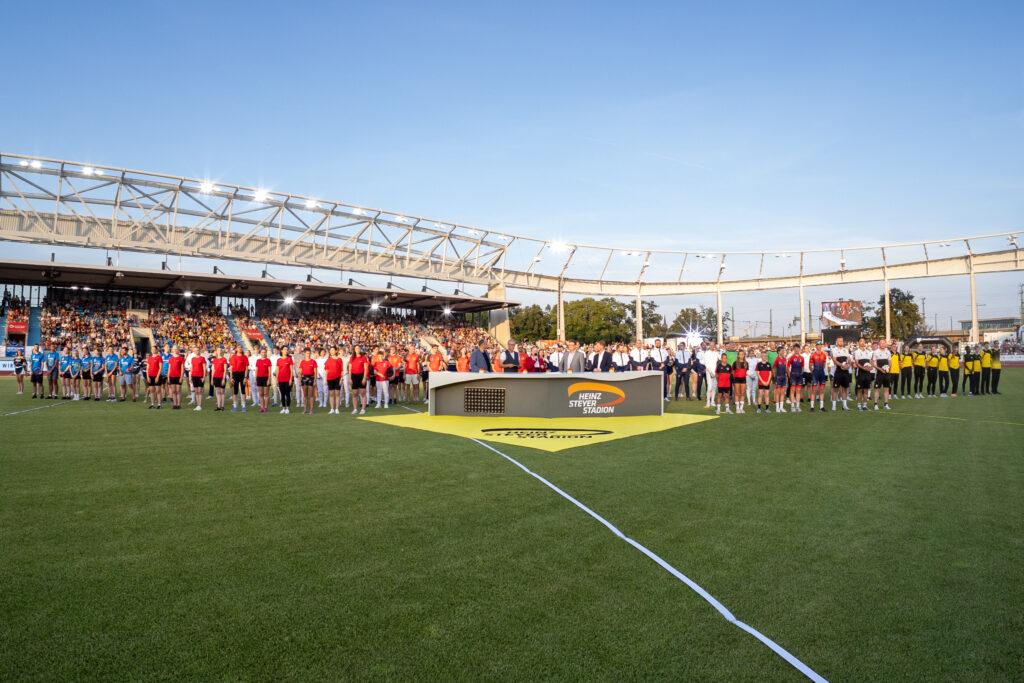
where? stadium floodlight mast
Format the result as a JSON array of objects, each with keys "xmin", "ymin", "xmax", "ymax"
[{"xmin": 1, "ymin": 153, "xmax": 1021, "ymax": 347}]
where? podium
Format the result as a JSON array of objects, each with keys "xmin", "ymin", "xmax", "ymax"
[{"xmin": 427, "ymin": 371, "xmax": 664, "ymax": 418}]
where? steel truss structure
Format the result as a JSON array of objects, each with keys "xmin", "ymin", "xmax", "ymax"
[{"xmin": 1, "ymin": 153, "xmax": 1021, "ymax": 343}]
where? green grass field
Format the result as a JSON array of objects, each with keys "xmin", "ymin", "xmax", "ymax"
[{"xmin": 2, "ymin": 373, "xmax": 1022, "ymax": 681}]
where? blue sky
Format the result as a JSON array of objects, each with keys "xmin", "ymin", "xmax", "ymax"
[{"xmin": 4, "ymin": 1, "xmax": 1023, "ymax": 328}]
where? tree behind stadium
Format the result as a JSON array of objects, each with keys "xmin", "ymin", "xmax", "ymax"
[
  {"xmin": 863, "ymin": 288, "xmax": 924, "ymax": 339},
  {"xmin": 669, "ymin": 306, "xmax": 729, "ymax": 339}
]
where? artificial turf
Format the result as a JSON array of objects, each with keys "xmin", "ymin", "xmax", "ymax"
[{"xmin": 1, "ymin": 373, "xmax": 1022, "ymax": 681}]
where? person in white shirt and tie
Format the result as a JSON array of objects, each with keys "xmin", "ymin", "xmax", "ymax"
[
  {"xmin": 612, "ymin": 343, "xmax": 630, "ymax": 372},
  {"xmin": 547, "ymin": 344, "xmax": 564, "ymax": 373},
  {"xmin": 648, "ymin": 339, "xmax": 670, "ymax": 400},
  {"xmin": 629, "ymin": 342, "xmax": 648, "ymax": 371}
]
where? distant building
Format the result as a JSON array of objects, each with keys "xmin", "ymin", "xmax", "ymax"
[{"xmin": 958, "ymin": 317, "xmax": 1020, "ymax": 332}]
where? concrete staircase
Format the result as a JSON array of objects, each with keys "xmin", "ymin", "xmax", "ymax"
[
  {"xmin": 27, "ymin": 306, "xmax": 42, "ymax": 345},
  {"xmin": 225, "ymin": 312, "xmax": 249, "ymax": 350},
  {"xmin": 253, "ymin": 319, "xmax": 271, "ymax": 349}
]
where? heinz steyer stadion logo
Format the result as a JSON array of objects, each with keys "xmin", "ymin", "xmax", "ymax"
[{"xmin": 566, "ymin": 382, "xmax": 625, "ymax": 414}]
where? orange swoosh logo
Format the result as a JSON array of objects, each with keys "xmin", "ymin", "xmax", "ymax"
[{"xmin": 567, "ymin": 382, "xmax": 625, "ymax": 407}]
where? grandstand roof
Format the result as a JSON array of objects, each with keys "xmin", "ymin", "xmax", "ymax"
[{"xmin": 0, "ymin": 259, "xmax": 516, "ymax": 313}]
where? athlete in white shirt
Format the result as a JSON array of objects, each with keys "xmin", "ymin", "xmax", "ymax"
[
  {"xmin": 853, "ymin": 339, "xmax": 875, "ymax": 410},
  {"xmin": 315, "ymin": 350, "xmax": 328, "ymax": 408},
  {"xmin": 703, "ymin": 344, "xmax": 719, "ymax": 407},
  {"xmin": 830, "ymin": 338, "xmax": 853, "ymax": 410},
  {"xmin": 871, "ymin": 341, "xmax": 892, "ymax": 410},
  {"xmin": 270, "ymin": 347, "xmax": 281, "ymax": 406}
]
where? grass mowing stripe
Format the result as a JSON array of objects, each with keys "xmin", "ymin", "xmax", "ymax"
[{"xmin": 469, "ymin": 437, "xmax": 829, "ymax": 683}]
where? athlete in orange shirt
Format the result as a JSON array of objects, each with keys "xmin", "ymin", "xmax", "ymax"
[{"xmin": 404, "ymin": 347, "xmax": 423, "ymax": 403}]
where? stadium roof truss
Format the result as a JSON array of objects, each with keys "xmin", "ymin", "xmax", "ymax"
[{"xmin": 1, "ymin": 153, "xmax": 1021, "ymax": 300}]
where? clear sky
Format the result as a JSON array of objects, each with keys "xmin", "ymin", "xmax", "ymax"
[{"xmin": 4, "ymin": 1, "xmax": 1023, "ymax": 330}]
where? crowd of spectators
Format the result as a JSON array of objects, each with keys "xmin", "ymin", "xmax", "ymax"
[
  {"xmin": 39, "ymin": 298, "xmax": 135, "ymax": 348},
  {"xmin": 149, "ymin": 305, "xmax": 231, "ymax": 349},
  {"xmin": 261, "ymin": 312, "xmax": 418, "ymax": 350}
]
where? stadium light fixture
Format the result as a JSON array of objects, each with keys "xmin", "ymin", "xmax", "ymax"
[
  {"xmin": 776, "ymin": 253, "xmax": 791, "ymax": 258},
  {"xmin": 1008, "ymin": 236, "xmax": 1018, "ymax": 247},
  {"xmin": 199, "ymin": 181, "xmax": 214, "ymax": 194},
  {"xmin": 532, "ymin": 256, "xmax": 542, "ymax": 263},
  {"xmin": 352, "ymin": 208, "xmax": 366, "ymax": 216},
  {"xmin": 82, "ymin": 166, "xmax": 94, "ymax": 175},
  {"xmin": 468, "ymin": 229, "xmax": 479, "ymax": 236},
  {"xmin": 433, "ymin": 222, "xmax": 445, "ymax": 229},
  {"xmin": 82, "ymin": 286, "xmax": 91, "ymax": 291},
  {"xmin": 70, "ymin": 285, "xmax": 79, "ymax": 290},
  {"xmin": 395, "ymin": 216, "xmax": 409, "ymax": 223},
  {"xmin": 284, "ymin": 296, "xmax": 295, "ymax": 305},
  {"xmin": 183, "ymin": 291, "xmax": 192, "ymax": 298},
  {"xmin": 937, "ymin": 242, "xmax": 951, "ymax": 248},
  {"xmin": 30, "ymin": 160, "xmax": 42, "ymax": 168},
  {"xmin": 550, "ymin": 240, "xmax": 569, "ymax": 253},
  {"xmin": 253, "ymin": 189, "xmax": 269, "ymax": 203},
  {"xmin": 443, "ymin": 307, "xmax": 452, "ymax": 316},
  {"xmin": 305, "ymin": 199, "xmax": 319, "ymax": 209},
  {"xmin": 18, "ymin": 160, "xmax": 28, "ymax": 167},
  {"xmin": 370, "ymin": 302, "xmax": 380, "ymax": 310},
  {"xmin": 95, "ymin": 169, "xmax": 104, "ymax": 176}
]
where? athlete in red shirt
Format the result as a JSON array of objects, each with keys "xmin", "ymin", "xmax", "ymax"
[
  {"xmin": 188, "ymin": 345, "xmax": 207, "ymax": 411},
  {"xmin": 405, "ymin": 348, "xmax": 422, "ymax": 403},
  {"xmin": 325, "ymin": 347, "xmax": 343, "ymax": 414},
  {"xmin": 167, "ymin": 348, "xmax": 185, "ymax": 410},
  {"xmin": 146, "ymin": 351, "xmax": 163, "ymax": 409},
  {"xmin": 299, "ymin": 349, "xmax": 318, "ymax": 415},
  {"xmin": 349, "ymin": 345, "xmax": 369, "ymax": 414},
  {"xmin": 211, "ymin": 348, "xmax": 229, "ymax": 411},
  {"xmin": 372, "ymin": 350, "xmax": 391, "ymax": 409},
  {"xmin": 255, "ymin": 348, "xmax": 272, "ymax": 413},
  {"xmin": 228, "ymin": 345, "xmax": 248, "ymax": 411},
  {"xmin": 276, "ymin": 348, "xmax": 294, "ymax": 414},
  {"xmin": 425, "ymin": 344, "xmax": 444, "ymax": 398}
]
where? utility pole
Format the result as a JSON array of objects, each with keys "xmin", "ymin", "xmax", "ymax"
[{"xmin": 769, "ymin": 309, "xmax": 773, "ymax": 338}]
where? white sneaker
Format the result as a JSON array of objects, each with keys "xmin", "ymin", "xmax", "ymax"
[
  {"xmin": 352, "ymin": 408, "xmax": 358, "ymax": 414},
  {"xmin": 194, "ymin": 405, "xmax": 202, "ymax": 411},
  {"xmin": 359, "ymin": 408, "xmax": 365, "ymax": 414}
]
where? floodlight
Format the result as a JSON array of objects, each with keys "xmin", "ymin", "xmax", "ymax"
[
  {"xmin": 443, "ymin": 307, "xmax": 452, "ymax": 315},
  {"xmin": 30, "ymin": 160, "xmax": 41, "ymax": 168},
  {"xmin": 468, "ymin": 229, "xmax": 479, "ymax": 236},
  {"xmin": 937, "ymin": 242, "xmax": 951, "ymax": 247},
  {"xmin": 18, "ymin": 160, "xmax": 28, "ymax": 167},
  {"xmin": 370, "ymin": 302, "xmax": 380, "ymax": 310},
  {"xmin": 550, "ymin": 240, "xmax": 569, "ymax": 253},
  {"xmin": 95, "ymin": 169, "xmax": 104, "ymax": 176},
  {"xmin": 82, "ymin": 166, "xmax": 94, "ymax": 175},
  {"xmin": 284, "ymin": 296, "xmax": 295, "ymax": 304},
  {"xmin": 253, "ymin": 189, "xmax": 268, "ymax": 202},
  {"xmin": 433, "ymin": 222, "xmax": 445, "ymax": 228},
  {"xmin": 183, "ymin": 291, "xmax": 192, "ymax": 298},
  {"xmin": 199, "ymin": 181, "xmax": 214, "ymax": 194},
  {"xmin": 395, "ymin": 216, "xmax": 408, "ymax": 223},
  {"xmin": 305, "ymin": 199, "xmax": 319, "ymax": 209},
  {"xmin": 352, "ymin": 208, "xmax": 365, "ymax": 215}
]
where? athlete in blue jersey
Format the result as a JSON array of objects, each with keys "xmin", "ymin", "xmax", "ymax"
[
  {"xmin": 118, "ymin": 348, "xmax": 136, "ymax": 402},
  {"xmin": 104, "ymin": 347, "xmax": 119, "ymax": 402},
  {"xmin": 90, "ymin": 349, "xmax": 105, "ymax": 400},
  {"xmin": 59, "ymin": 348, "xmax": 72, "ymax": 399},
  {"xmin": 45, "ymin": 346, "xmax": 60, "ymax": 398},
  {"xmin": 70, "ymin": 351, "xmax": 83, "ymax": 401},
  {"xmin": 160, "ymin": 344, "xmax": 172, "ymax": 403},
  {"xmin": 30, "ymin": 344, "xmax": 45, "ymax": 398}
]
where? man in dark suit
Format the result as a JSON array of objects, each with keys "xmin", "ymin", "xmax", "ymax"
[
  {"xmin": 469, "ymin": 340, "xmax": 492, "ymax": 373},
  {"xmin": 588, "ymin": 341, "xmax": 613, "ymax": 372}
]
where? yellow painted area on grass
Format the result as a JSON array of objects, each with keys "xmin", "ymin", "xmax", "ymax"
[{"xmin": 358, "ymin": 412, "xmax": 717, "ymax": 452}]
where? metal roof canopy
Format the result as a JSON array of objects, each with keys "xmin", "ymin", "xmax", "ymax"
[{"xmin": 0, "ymin": 258, "xmax": 516, "ymax": 313}]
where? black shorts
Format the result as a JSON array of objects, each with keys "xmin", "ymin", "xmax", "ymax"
[
  {"xmin": 191, "ymin": 376, "xmax": 205, "ymax": 388},
  {"xmin": 301, "ymin": 375, "xmax": 315, "ymax": 387},
  {"xmin": 49, "ymin": 367, "xmax": 59, "ymax": 379},
  {"xmin": 62, "ymin": 371, "xmax": 72, "ymax": 379},
  {"xmin": 856, "ymin": 370, "xmax": 873, "ymax": 389},
  {"xmin": 213, "ymin": 377, "xmax": 225, "ymax": 388},
  {"xmin": 732, "ymin": 376, "xmax": 746, "ymax": 385},
  {"xmin": 169, "ymin": 376, "xmax": 181, "ymax": 385},
  {"xmin": 31, "ymin": 372, "xmax": 43, "ymax": 383},
  {"xmin": 833, "ymin": 369, "xmax": 851, "ymax": 389},
  {"xmin": 351, "ymin": 376, "xmax": 365, "ymax": 390},
  {"xmin": 147, "ymin": 375, "xmax": 160, "ymax": 386},
  {"xmin": 232, "ymin": 371, "xmax": 246, "ymax": 384},
  {"xmin": 717, "ymin": 385, "xmax": 731, "ymax": 395},
  {"xmin": 158, "ymin": 375, "xmax": 167, "ymax": 385},
  {"xmin": 256, "ymin": 376, "xmax": 268, "ymax": 387},
  {"xmin": 422, "ymin": 370, "xmax": 430, "ymax": 382},
  {"xmin": 327, "ymin": 377, "xmax": 341, "ymax": 390},
  {"xmin": 82, "ymin": 370, "xmax": 91, "ymax": 380},
  {"xmin": 874, "ymin": 373, "xmax": 890, "ymax": 388},
  {"xmin": 803, "ymin": 372, "xmax": 811, "ymax": 384},
  {"xmin": 758, "ymin": 382, "xmax": 771, "ymax": 390}
]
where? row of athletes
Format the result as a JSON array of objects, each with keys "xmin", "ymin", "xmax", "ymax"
[
  {"xmin": 12, "ymin": 342, "xmax": 449, "ymax": 415},
  {"xmin": 698, "ymin": 337, "xmax": 1003, "ymax": 414}
]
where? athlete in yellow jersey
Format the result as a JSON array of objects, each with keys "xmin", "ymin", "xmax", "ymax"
[
  {"xmin": 900, "ymin": 351, "xmax": 914, "ymax": 398},
  {"xmin": 938, "ymin": 352, "xmax": 949, "ymax": 396},
  {"xmin": 979, "ymin": 344, "xmax": 992, "ymax": 394},
  {"xmin": 991, "ymin": 346, "xmax": 1002, "ymax": 394},
  {"xmin": 926, "ymin": 350, "xmax": 940, "ymax": 397},
  {"xmin": 889, "ymin": 350, "xmax": 902, "ymax": 399},
  {"xmin": 948, "ymin": 350, "xmax": 959, "ymax": 397},
  {"xmin": 912, "ymin": 350, "xmax": 926, "ymax": 398}
]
